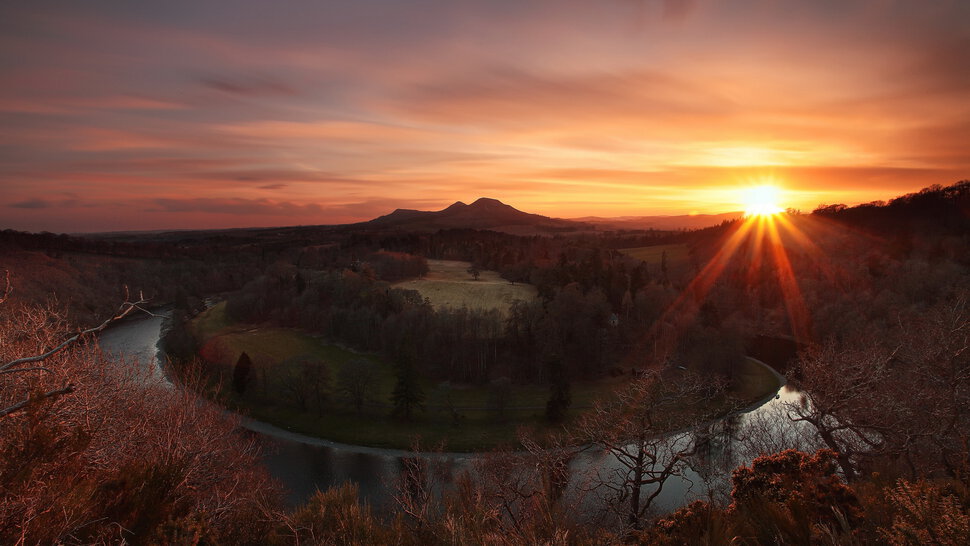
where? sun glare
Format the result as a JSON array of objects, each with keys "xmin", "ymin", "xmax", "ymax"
[{"xmin": 743, "ymin": 185, "xmax": 783, "ymax": 217}]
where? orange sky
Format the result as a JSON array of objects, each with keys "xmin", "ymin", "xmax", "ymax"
[{"xmin": 2, "ymin": 1, "xmax": 968, "ymax": 232}]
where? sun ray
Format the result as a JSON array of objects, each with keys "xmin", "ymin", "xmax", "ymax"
[
  {"xmin": 764, "ymin": 215, "xmax": 811, "ymax": 342},
  {"xmin": 642, "ymin": 219, "xmax": 756, "ymax": 359},
  {"xmin": 772, "ymin": 213, "xmax": 841, "ymax": 286},
  {"xmin": 745, "ymin": 214, "xmax": 768, "ymax": 287}
]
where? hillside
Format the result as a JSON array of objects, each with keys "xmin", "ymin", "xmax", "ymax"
[{"xmin": 363, "ymin": 197, "xmax": 587, "ymax": 233}]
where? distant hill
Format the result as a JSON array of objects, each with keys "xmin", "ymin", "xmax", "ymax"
[
  {"xmin": 570, "ymin": 212, "xmax": 744, "ymax": 231},
  {"xmin": 362, "ymin": 197, "xmax": 588, "ymax": 233}
]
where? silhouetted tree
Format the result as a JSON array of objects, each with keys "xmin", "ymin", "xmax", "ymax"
[
  {"xmin": 337, "ymin": 358, "xmax": 379, "ymax": 413},
  {"xmin": 486, "ymin": 376, "xmax": 512, "ymax": 423},
  {"xmin": 233, "ymin": 351, "xmax": 252, "ymax": 395},
  {"xmin": 277, "ymin": 355, "xmax": 331, "ymax": 413},
  {"xmin": 576, "ymin": 371, "xmax": 722, "ymax": 529},
  {"xmin": 545, "ymin": 357, "xmax": 571, "ymax": 423},
  {"xmin": 391, "ymin": 345, "xmax": 424, "ymax": 421}
]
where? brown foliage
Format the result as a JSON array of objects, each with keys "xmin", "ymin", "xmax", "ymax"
[
  {"xmin": 0, "ymin": 303, "xmax": 282, "ymax": 544},
  {"xmin": 644, "ymin": 449, "xmax": 864, "ymax": 545}
]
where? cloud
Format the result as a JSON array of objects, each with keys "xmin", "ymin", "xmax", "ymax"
[
  {"xmin": 9, "ymin": 198, "xmax": 51, "ymax": 209},
  {"xmin": 388, "ymin": 66, "xmax": 730, "ymax": 131},
  {"xmin": 146, "ymin": 198, "xmax": 325, "ymax": 216},
  {"xmin": 1, "ymin": 0, "xmax": 968, "ymax": 233},
  {"xmin": 8, "ymin": 194, "xmax": 81, "ymax": 209},
  {"xmin": 199, "ymin": 75, "xmax": 297, "ymax": 97},
  {"xmin": 661, "ymin": 0, "xmax": 698, "ymax": 21},
  {"xmin": 140, "ymin": 196, "xmax": 448, "ymax": 224}
]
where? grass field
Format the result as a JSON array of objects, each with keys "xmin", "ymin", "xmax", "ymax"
[
  {"xmin": 618, "ymin": 243, "xmax": 690, "ymax": 268},
  {"xmin": 189, "ymin": 302, "xmax": 782, "ymax": 451},
  {"xmin": 393, "ymin": 259, "xmax": 537, "ymax": 316}
]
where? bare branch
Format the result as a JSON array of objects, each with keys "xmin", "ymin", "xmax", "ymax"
[
  {"xmin": 1, "ymin": 297, "xmax": 151, "ymax": 372},
  {"xmin": 0, "ymin": 384, "xmax": 74, "ymax": 418}
]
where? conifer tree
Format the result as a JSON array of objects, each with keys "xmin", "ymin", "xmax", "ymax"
[{"xmin": 233, "ymin": 351, "xmax": 252, "ymax": 395}]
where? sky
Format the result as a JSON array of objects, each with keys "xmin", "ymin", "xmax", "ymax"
[{"xmin": 1, "ymin": 0, "xmax": 968, "ymax": 233}]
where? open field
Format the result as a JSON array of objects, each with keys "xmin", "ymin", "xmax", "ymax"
[
  {"xmin": 393, "ymin": 259, "xmax": 537, "ymax": 316},
  {"xmin": 190, "ymin": 302, "xmax": 781, "ymax": 450},
  {"xmin": 618, "ymin": 243, "xmax": 690, "ymax": 268}
]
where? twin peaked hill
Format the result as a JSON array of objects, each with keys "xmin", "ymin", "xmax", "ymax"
[
  {"xmin": 363, "ymin": 197, "xmax": 742, "ymax": 233},
  {"xmin": 364, "ymin": 197, "xmax": 584, "ymax": 233}
]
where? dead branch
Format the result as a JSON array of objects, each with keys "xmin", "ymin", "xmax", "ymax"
[
  {"xmin": 1, "ymin": 293, "xmax": 152, "ymax": 373},
  {"xmin": 0, "ymin": 384, "xmax": 75, "ymax": 418}
]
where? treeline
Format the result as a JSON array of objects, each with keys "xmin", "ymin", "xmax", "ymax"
[
  {"xmin": 220, "ymin": 258, "xmax": 745, "ymax": 385},
  {"xmin": 344, "ymin": 227, "xmax": 687, "ymax": 301},
  {"xmin": 812, "ymin": 179, "xmax": 970, "ymax": 239}
]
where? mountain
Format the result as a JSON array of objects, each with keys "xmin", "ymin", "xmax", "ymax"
[
  {"xmin": 361, "ymin": 198, "xmax": 743, "ymax": 233},
  {"xmin": 363, "ymin": 197, "xmax": 587, "ymax": 233},
  {"xmin": 570, "ymin": 211, "xmax": 744, "ymax": 231}
]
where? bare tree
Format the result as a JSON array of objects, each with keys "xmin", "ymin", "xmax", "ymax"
[
  {"xmin": 337, "ymin": 358, "xmax": 379, "ymax": 413},
  {"xmin": 1, "ymin": 278, "xmax": 150, "ymax": 419},
  {"xmin": 1, "ymin": 283, "xmax": 281, "ymax": 543},
  {"xmin": 785, "ymin": 342, "xmax": 911, "ymax": 481},
  {"xmin": 277, "ymin": 355, "xmax": 330, "ymax": 414},
  {"xmin": 574, "ymin": 370, "xmax": 725, "ymax": 530}
]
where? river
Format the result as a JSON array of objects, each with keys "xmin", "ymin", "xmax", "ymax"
[{"xmin": 98, "ymin": 310, "xmax": 806, "ymax": 515}]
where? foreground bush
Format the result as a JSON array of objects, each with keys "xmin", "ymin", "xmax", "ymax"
[{"xmin": 0, "ymin": 302, "xmax": 282, "ymax": 544}]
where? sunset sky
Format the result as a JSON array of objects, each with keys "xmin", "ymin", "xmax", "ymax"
[{"xmin": 2, "ymin": 0, "xmax": 968, "ymax": 232}]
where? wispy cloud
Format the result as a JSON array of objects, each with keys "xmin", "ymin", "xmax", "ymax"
[{"xmin": 1, "ymin": 0, "xmax": 968, "ymax": 231}]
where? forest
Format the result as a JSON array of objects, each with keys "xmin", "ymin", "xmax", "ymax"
[{"xmin": 1, "ymin": 181, "xmax": 968, "ymax": 544}]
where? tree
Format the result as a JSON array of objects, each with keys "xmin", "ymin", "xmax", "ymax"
[
  {"xmin": 233, "ymin": 351, "xmax": 252, "ymax": 395},
  {"xmin": 784, "ymin": 342, "xmax": 905, "ymax": 481},
  {"xmin": 545, "ymin": 357, "xmax": 571, "ymax": 423},
  {"xmin": 337, "ymin": 358, "xmax": 379, "ymax": 413},
  {"xmin": 1, "ymin": 276, "xmax": 149, "ymax": 419},
  {"xmin": 486, "ymin": 376, "xmax": 512, "ymax": 423},
  {"xmin": 391, "ymin": 348, "xmax": 424, "ymax": 421},
  {"xmin": 575, "ymin": 371, "xmax": 722, "ymax": 529},
  {"xmin": 277, "ymin": 355, "xmax": 331, "ymax": 414},
  {"xmin": 0, "ymin": 285, "xmax": 281, "ymax": 543}
]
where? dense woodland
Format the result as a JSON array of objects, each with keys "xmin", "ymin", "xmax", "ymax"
[{"xmin": 2, "ymin": 181, "xmax": 969, "ymax": 543}]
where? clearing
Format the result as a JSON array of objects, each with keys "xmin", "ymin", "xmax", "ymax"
[
  {"xmin": 618, "ymin": 243, "xmax": 690, "ymax": 268},
  {"xmin": 393, "ymin": 259, "xmax": 537, "ymax": 316}
]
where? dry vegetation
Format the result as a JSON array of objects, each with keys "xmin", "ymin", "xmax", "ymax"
[
  {"xmin": 393, "ymin": 259, "xmax": 537, "ymax": 316},
  {"xmin": 0, "ymin": 298, "xmax": 280, "ymax": 544}
]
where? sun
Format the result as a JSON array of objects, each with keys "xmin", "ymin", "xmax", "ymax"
[{"xmin": 743, "ymin": 185, "xmax": 783, "ymax": 217}]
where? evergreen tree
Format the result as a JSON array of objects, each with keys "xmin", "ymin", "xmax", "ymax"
[{"xmin": 233, "ymin": 351, "xmax": 252, "ymax": 395}]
